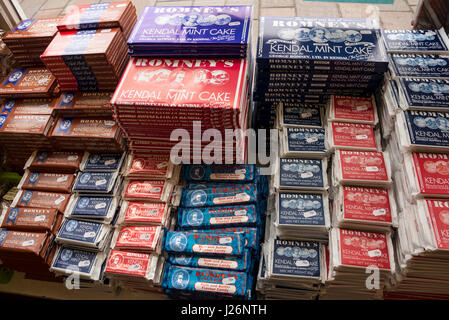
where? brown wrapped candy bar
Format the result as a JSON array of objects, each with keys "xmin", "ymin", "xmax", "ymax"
[
  {"xmin": 1, "ymin": 207, "xmax": 61, "ymax": 233},
  {"xmin": 12, "ymin": 190, "xmax": 70, "ymax": 213},
  {"xmin": 52, "ymin": 92, "xmax": 114, "ymax": 117},
  {"xmin": 0, "ymin": 68, "xmax": 56, "ymax": 98},
  {"xmin": 18, "ymin": 171, "xmax": 76, "ymax": 193},
  {"xmin": 24, "ymin": 150, "xmax": 83, "ymax": 173}
]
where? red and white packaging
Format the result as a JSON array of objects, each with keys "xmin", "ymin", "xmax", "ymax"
[
  {"xmin": 332, "ymin": 150, "xmax": 392, "ymax": 187},
  {"xmin": 122, "ymin": 179, "xmax": 173, "ymax": 203},
  {"xmin": 104, "ymin": 249, "xmax": 160, "ymax": 282},
  {"xmin": 327, "ymin": 95, "xmax": 378, "ymax": 125},
  {"xmin": 110, "ymin": 225, "xmax": 163, "ymax": 254},
  {"xmin": 403, "ymin": 152, "xmax": 449, "ymax": 202},
  {"xmin": 117, "ymin": 201, "xmax": 170, "ymax": 227},
  {"xmin": 333, "ymin": 185, "xmax": 398, "ymax": 232},
  {"xmin": 415, "ymin": 199, "xmax": 449, "ymax": 252},
  {"xmin": 124, "ymin": 154, "xmax": 180, "ymax": 181},
  {"xmin": 330, "ymin": 227, "xmax": 395, "ymax": 273},
  {"xmin": 326, "ymin": 122, "xmax": 380, "ymax": 152}
]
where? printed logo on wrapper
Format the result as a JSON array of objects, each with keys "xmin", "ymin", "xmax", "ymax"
[
  {"xmin": 60, "ymin": 248, "xmax": 73, "ymax": 261},
  {"xmin": 77, "ymin": 197, "xmax": 90, "ymax": 209},
  {"xmin": 189, "ymin": 190, "xmax": 208, "ymax": 207},
  {"xmin": 171, "ymin": 269, "xmax": 190, "ymax": 289},
  {"xmin": 189, "ymin": 165, "xmax": 206, "ymax": 180},
  {"xmin": 169, "ymin": 233, "xmax": 188, "ymax": 252},
  {"xmin": 65, "ymin": 220, "xmax": 79, "ymax": 232},
  {"xmin": 186, "ymin": 209, "xmax": 204, "ymax": 226}
]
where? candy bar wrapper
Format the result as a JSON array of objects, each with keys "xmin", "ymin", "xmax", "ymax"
[
  {"xmin": 117, "ymin": 201, "xmax": 170, "ymax": 227},
  {"xmin": 24, "ymin": 150, "xmax": 83, "ymax": 173},
  {"xmin": 396, "ymin": 77, "xmax": 449, "ymax": 111},
  {"xmin": 413, "ymin": 199, "xmax": 449, "ymax": 253},
  {"xmin": 0, "ymin": 229, "xmax": 52, "ymax": 258},
  {"xmin": 12, "ymin": 190, "xmax": 70, "ymax": 213},
  {"xmin": 275, "ymin": 192, "xmax": 330, "ymax": 230},
  {"xmin": 326, "ymin": 122, "xmax": 381, "ymax": 152},
  {"xmin": 80, "ymin": 152, "xmax": 126, "ymax": 172},
  {"xmin": 163, "ymin": 230, "xmax": 245, "ymax": 257},
  {"xmin": 183, "ymin": 165, "xmax": 256, "ymax": 183},
  {"xmin": 65, "ymin": 195, "xmax": 119, "ymax": 223},
  {"xmin": 388, "ymin": 53, "xmax": 449, "ymax": 79},
  {"xmin": 265, "ymin": 238, "xmax": 325, "ymax": 283},
  {"xmin": 403, "ymin": 152, "xmax": 449, "ymax": 201},
  {"xmin": 181, "ymin": 184, "xmax": 258, "ymax": 208},
  {"xmin": 72, "ymin": 171, "xmax": 120, "ymax": 195},
  {"xmin": 104, "ymin": 250, "xmax": 160, "ymax": 282},
  {"xmin": 396, "ymin": 110, "xmax": 449, "ymax": 153},
  {"xmin": 18, "ymin": 170, "xmax": 76, "ymax": 193},
  {"xmin": 0, "ymin": 98, "xmax": 54, "ymax": 116},
  {"xmin": 124, "ymin": 154, "xmax": 176, "ymax": 180},
  {"xmin": 111, "ymin": 225, "xmax": 163, "ymax": 254},
  {"xmin": 381, "ymin": 29, "xmax": 449, "ymax": 54},
  {"xmin": 167, "ymin": 249, "xmax": 252, "ymax": 272},
  {"xmin": 1, "ymin": 207, "xmax": 60, "ymax": 233},
  {"xmin": 274, "ymin": 158, "xmax": 328, "ymax": 191},
  {"xmin": 332, "ymin": 150, "xmax": 392, "ymax": 187},
  {"xmin": 177, "ymin": 204, "xmax": 259, "ymax": 230},
  {"xmin": 194, "ymin": 227, "xmax": 259, "ymax": 252},
  {"xmin": 122, "ymin": 179, "xmax": 173, "ymax": 203},
  {"xmin": 162, "ymin": 264, "xmax": 251, "ymax": 299},
  {"xmin": 257, "ymin": 17, "xmax": 387, "ymax": 72},
  {"xmin": 329, "ymin": 228, "xmax": 395, "ymax": 273},
  {"xmin": 0, "ymin": 68, "xmax": 56, "ymax": 98},
  {"xmin": 333, "ymin": 185, "xmax": 398, "ymax": 230},
  {"xmin": 56, "ymin": 218, "xmax": 112, "ymax": 251},
  {"xmin": 276, "ymin": 103, "xmax": 324, "ymax": 128},
  {"xmin": 50, "ymin": 245, "xmax": 107, "ymax": 281},
  {"xmin": 326, "ymin": 95, "xmax": 378, "ymax": 125},
  {"xmin": 280, "ymin": 127, "xmax": 328, "ymax": 159}
]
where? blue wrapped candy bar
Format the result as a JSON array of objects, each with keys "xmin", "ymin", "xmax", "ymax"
[
  {"xmin": 167, "ymin": 249, "xmax": 252, "ymax": 272},
  {"xmin": 396, "ymin": 77, "xmax": 449, "ymax": 111},
  {"xmin": 72, "ymin": 171, "xmax": 120, "ymax": 195},
  {"xmin": 162, "ymin": 264, "xmax": 251, "ymax": 298},
  {"xmin": 181, "ymin": 184, "xmax": 258, "ymax": 208},
  {"xmin": 183, "ymin": 164, "xmax": 256, "ymax": 182},
  {"xmin": 164, "ymin": 230, "xmax": 245, "ymax": 257},
  {"xmin": 389, "ymin": 53, "xmax": 449, "ymax": 79},
  {"xmin": 276, "ymin": 158, "xmax": 328, "ymax": 191},
  {"xmin": 281, "ymin": 127, "xmax": 327, "ymax": 158},
  {"xmin": 381, "ymin": 29, "xmax": 449, "ymax": 54},
  {"xmin": 65, "ymin": 195, "xmax": 118, "ymax": 223},
  {"xmin": 178, "ymin": 204, "xmax": 259, "ymax": 230},
  {"xmin": 196, "ymin": 227, "xmax": 259, "ymax": 252},
  {"xmin": 80, "ymin": 152, "xmax": 125, "ymax": 172},
  {"xmin": 257, "ymin": 17, "xmax": 388, "ymax": 73},
  {"xmin": 56, "ymin": 218, "xmax": 111, "ymax": 251}
]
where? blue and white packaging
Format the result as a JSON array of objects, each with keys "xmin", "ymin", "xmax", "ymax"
[
  {"xmin": 80, "ymin": 152, "xmax": 125, "ymax": 172},
  {"xmin": 56, "ymin": 218, "xmax": 112, "ymax": 251},
  {"xmin": 65, "ymin": 194, "xmax": 119, "ymax": 223},
  {"xmin": 267, "ymin": 238, "xmax": 324, "ymax": 282},
  {"xmin": 257, "ymin": 17, "xmax": 387, "ymax": 72},
  {"xmin": 163, "ymin": 230, "xmax": 245, "ymax": 257},
  {"xmin": 178, "ymin": 204, "xmax": 259, "ymax": 230},
  {"xmin": 274, "ymin": 192, "xmax": 330, "ymax": 241},
  {"xmin": 280, "ymin": 127, "xmax": 327, "ymax": 158},
  {"xmin": 167, "ymin": 249, "xmax": 252, "ymax": 272},
  {"xmin": 274, "ymin": 158, "xmax": 328, "ymax": 191},
  {"xmin": 72, "ymin": 171, "xmax": 121, "ymax": 195},
  {"xmin": 396, "ymin": 109, "xmax": 449, "ymax": 152},
  {"xmin": 396, "ymin": 77, "xmax": 449, "ymax": 111},
  {"xmin": 388, "ymin": 53, "xmax": 449, "ymax": 79},
  {"xmin": 277, "ymin": 103, "xmax": 324, "ymax": 129},
  {"xmin": 183, "ymin": 164, "xmax": 256, "ymax": 183},
  {"xmin": 162, "ymin": 264, "xmax": 251, "ymax": 298},
  {"xmin": 193, "ymin": 227, "xmax": 259, "ymax": 252},
  {"xmin": 181, "ymin": 184, "xmax": 258, "ymax": 208},
  {"xmin": 381, "ymin": 29, "xmax": 449, "ymax": 54},
  {"xmin": 50, "ymin": 245, "xmax": 107, "ymax": 280}
]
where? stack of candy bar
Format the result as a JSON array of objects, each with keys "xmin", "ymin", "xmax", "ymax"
[
  {"xmin": 50, "ymin": 153, "xmax": 125, "ymax": 287},
  {"xmin": 320, "ymin": 228, "xmax": 395, "ymax": 299},
  {"xmin": 0, "ymin": 68, "xmax": 56, "ymax": 98},
  {"xmin": 0, "ymin": 150, "xmax": 88, "ymax": 282},
  {"xmin": 161, "ymin": 164, "xmax": 268, "ymax": 300},
  {"xmin": 51, "ymin": 92, "xmax": 114, "ymax": 118},
  {"xmin": 106, "ymin": 153, "xmax": 179, "ymax": 294},
  {"xmin": 374, "ymin": 28, "xmax": 449, "ymax": 299},
  {"xmin": 49, "ymin": 117, "xmax": 125, "ymax": 153},
  {"xmin": 2, "ymin": 18, "xmax": 61, "ymax": 67},
  {"xmin": 253, "ymin": 17, "xmax": 387, "ymax": 130},
  {"xmin": 41, "ymin": 28, "xmax": 129, "ymax": 92},
  {"xmin": 111, "ymin": 57, "xmax": 250, "ymax": 162},
  {"xmin": 127, "ymin": 6, "xmax": 252, "ymax": 58},
  {"xmin": 57, "ymin": 1, "xmax": 137, "ymax": 40},
  {"xmin": 0, "ymin": 98, "xmax": 55, "ymax": 169},
  {"xmin": 257, "ymin": 239, "xmax": 326, "ymax": 300}
]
